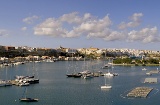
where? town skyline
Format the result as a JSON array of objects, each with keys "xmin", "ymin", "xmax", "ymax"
[
  {"xmin": 1, "ymin": 44, "xmax": 160, "ymax": 53},
  {"xmin": 0, "ymin": 1, "xmax": 160, "ymax": 50}
]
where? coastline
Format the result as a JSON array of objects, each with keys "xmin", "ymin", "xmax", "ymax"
[{"xmin": 113, "ymin": 64, "xmax": 160, "ymax": 66}]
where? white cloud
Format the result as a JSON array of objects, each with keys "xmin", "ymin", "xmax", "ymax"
[
  {"xmin": 59, "ymin": 12, "xmax": 82, "ymax": 24},
  {"xmin": 59, "ymin": 12, "xmax": 95, "ymax": 24},
  {"xmin": 23, "ymin": 15, "xmax": 39, "ymax": 24},
  {"xmin": 77, "ymin": 15, "xmax": 112, "ymax": 33},
  {"xmin": 104, "ymin": 31, "xmax": 126, "ymax": 41},
  {"xmin": 34, "ymin": 18, "xmax": 67, "ymax": 37},
  {"xmin": 128, "ymin": 27, "xmax": 160, "ymax": 43},
  {"xmin": 130, "ymin": 13, "xmax": 143, "ymax": 22},
  {"xmin": 33, "ymin": 12, "xmax": 160, "ymax": 43},
  {"xmin": 34, "ymin": 13, "xmax": 112, "ymax": 38},
  {"xmin": 118, "ymin": 13, "xmax": 143, "ymax": 29},
  {"xmin": 87, "ymin": 29, "xmax": 126, "ymax": 41},
  {"xmin": 21, "ymin": 27, "xmax": 27, "ymax": 31}
]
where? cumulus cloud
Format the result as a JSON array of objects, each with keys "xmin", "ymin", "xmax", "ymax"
[
  {"xmin": 87, "ymin": 29, "xmax": 126, "ymax": 41},
  {"xmin": 59, "ymin": 12, "xmax": 96, "ymax": 24},
  {"xmin": 34, "ymin": 13, "xmax": 112, "ymax": 38},
  {"xmin": 118, "ymin": 13, "xmax": 143, "ymax": 29},
  {"xmin": 59, "ymin": 12, "xmax": 82, "ymax": 24},
  {"xmin": 34, "ymin": 18, "xmax": 67, "ymax": 37},
  {"xmin": 128, "ymin": 27, "xmax": 160, "ymax": 43},
  {"xmin": 23, "ymin": 15, "xmax": 39, "ymax": 24},
  {"xmin": 32, "ymin": 12, "xmax": 160, "ymax": 43}
]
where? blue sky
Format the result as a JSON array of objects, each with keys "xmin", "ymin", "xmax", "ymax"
[{"xmin": 0, "ymin": 0, "xmax": 160, "ymax": 50}]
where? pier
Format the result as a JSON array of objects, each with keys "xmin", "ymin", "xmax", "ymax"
[
  {"xmin": 144, "ymin": 78, "xmax": 157, "ymax": 83},
  {"xmin": 127, "ymin": 87, "xmax": 153, "ymax": 98},
  {"xmin": 149, "ymin": 70, "xmax": 159, "ymax": 74}
]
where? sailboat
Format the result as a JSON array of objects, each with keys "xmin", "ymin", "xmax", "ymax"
[
  {"xmin": 66, "ymin": 49, "xmax": 74, "ymax": 77},
  {"xmin": 5, "ymin": 67, "xmax": 12, "ymax": 86},
  {"xmin": 101, "ymin": 76, "xmax": 112, "ymax": 89},
  {"xmin": 103, "ymin": 58, "xmax": 114, "ymax": 77},
  {"xmin": 81, "ymin": 56, "xmax": 93, "ymax": 79},
  {"xmin": 0, "ymin": 67, "xmax": 12, "ymax": 87},
  {"xmin": 19, "ymin": 87, "xmax": 38, "ymax": 102},
  {"xmin": 103, "ymin": 58, "xmax": 118, "ymax": 77},
  {"xmin": 27, "ymin": 62, "xmax": 39, "ymax": 84},
  {"xmin": 101, "ymin": 64, "xmax": 112, "ymax": 69},
  {"xmin": 101, "ymin": 51, "xmax": 112, "ymax": 69},
  {"xmin": 66, "ymin": 49, "xmax": 81, "ymax": 78},
  {"xmin": 66, "ymin": 64, "xmax": 76, "ymax": 77}
]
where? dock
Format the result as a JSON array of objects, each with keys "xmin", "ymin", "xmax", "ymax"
[
  {"xmin": 127, "ymin": 87, "xmax": 153, "ymax": 98},
  {"xmin": 144, "ymin": 78, "xmax": 157, "ymax": 83},
  {"xmin": 149, "ymin": 70, "xmax": 159, "ymax": 74},
  {"xmin": 146, "ymin": 70, "xmax": 159, "ymax": 75}
]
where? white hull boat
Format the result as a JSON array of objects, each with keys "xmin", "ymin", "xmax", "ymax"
[
  {"xmin": 104, "ymin": 72, "xmax": 114, "ymax": 77},
  {"xmin": 101, "ymin": 85, "xmax": 112, "ymax": 89}
]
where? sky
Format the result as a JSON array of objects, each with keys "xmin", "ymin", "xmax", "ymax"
[{"xmin": 0, "ymin": 0, "xmax": 160, "ymax": 50}]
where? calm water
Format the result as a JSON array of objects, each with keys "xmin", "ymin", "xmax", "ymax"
[{"xmin": 0, "ymin": 61, "xmax": 160, "ymax": 105}]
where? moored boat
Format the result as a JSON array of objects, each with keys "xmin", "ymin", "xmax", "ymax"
[
  {"xmin": 73, "ymin": 73, "xmax": 82, "ymax": 78},
  {"xmin": 104, "ymin": 72, "xmax": 114, "ymax": 77},
  {"xmin": 66, "ymin": 73, "xmax": 75, "ymax": 77},
  {"xmin": 101, "ymin": 76, "xmax": 112, "ymax": 89},
  {"xmin": 19, "ymin": 82, "xmax": 30, "ymax": 86},
  {"xmin": 20, "ymin": 98, "xmax": 38, "ymax": 102},
  {"xmin": 101, "ymin": 85, "xmax": 112, "ymax": 89},
  {"xmin": 19, "ymin": 87, "xmax": 39, "ymax": 102},
  {"xmin": 101, "ymin": 64, "xmax": 112, "ymax": 69},
  {"xmin": 142, "ymin": 68, "xmax": 147, "ymax": 71}
]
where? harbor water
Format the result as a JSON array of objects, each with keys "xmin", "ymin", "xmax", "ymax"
[{"xmin": 0, "ymin": 61, "xmax": 160, "ymax": 105}]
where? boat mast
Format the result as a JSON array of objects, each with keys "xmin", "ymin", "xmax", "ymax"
[{"xmin": 22, "ymin": 87, "xmax": 27, "ymax": 99}]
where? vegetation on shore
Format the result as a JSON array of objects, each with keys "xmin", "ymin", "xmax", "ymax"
[
  {"xmin": 113, "ymin": 58, "xmax": 160, "ymax": 66},
  {"xmin": 0, "ymin": 48, "xmax": 160, "ymax": 66}
]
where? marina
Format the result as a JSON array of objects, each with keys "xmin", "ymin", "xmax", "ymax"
[
  {"xmin": 0, "ymin": 61, "xmax": 160, "ymax": 105},
  {"xmin": 0, "ymin": 0, "xmax": 160, "ymax": 105}
]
